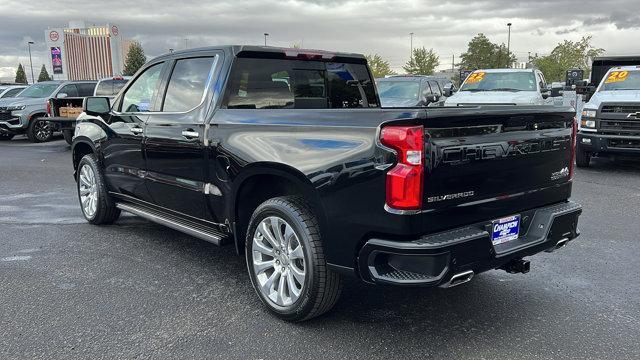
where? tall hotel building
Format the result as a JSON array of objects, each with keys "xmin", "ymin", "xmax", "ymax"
[{"xmin": 44, "ymin": 21, "xmax": 132, "ymax": 80}]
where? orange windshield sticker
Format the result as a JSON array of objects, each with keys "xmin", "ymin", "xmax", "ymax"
[
  {"xmin": 605, "ymin": 71, "xmax": 629, "ymax": 83},
  {"xmin": 466, "ymin": 72, "xmax": 485, "ymax": 84}
]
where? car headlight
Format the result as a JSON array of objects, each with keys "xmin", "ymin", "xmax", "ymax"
[
  {"xmin": 7, "ymin": 105, "xmax": 26, "ymax": 111},
  {"xmin": 581, "ymin": 109, "xmax": 596, "ymax": 118},
  {"xmin": 581, "ymin": 119, "xmax": 596, "ymax": 128}
]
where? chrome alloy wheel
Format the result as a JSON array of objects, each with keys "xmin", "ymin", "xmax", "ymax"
[
  {"xmin": 78, "ymin": 164, "xmax": 98, "ymax": 218},
  {"xmin": 252, "ymin": 216, "xmax": 306, "ymax": 307}
]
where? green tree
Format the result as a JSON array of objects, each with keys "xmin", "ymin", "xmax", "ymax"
[
  {"xmin": 403, "ymin": 47, "xmax": 439, "ymax": 75},
  {"xmin": 533, "ymin": 36, "xmax": 604, "ymax": 82},
  {"xmin": 14, "ymin": 64, "xmax": 27, "ymax": 84},
  {"xmin": 37, "ymin": 65, "xmax": 52, "ymax": 82},
  {"xmin": 458, "ymin": 33, "xmax": 517, "ymax": 70},
  {"xmin": 123, "ymin": 42, "xmax": 146, "ymax": 76},
  {"xmin": 365, "ymin": 53, "xmax": 396, "ymax": 78}
]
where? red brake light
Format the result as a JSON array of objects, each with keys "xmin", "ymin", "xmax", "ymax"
[
  {"xmin": 380, "ymin": 126, "xmax": 424, "ymax": 210},
  {"xmin": 569, "ymin": 117, "xmax": 577, "ymax": 179},
  {"xmin": 46, "ymin": 100, "xmax": 51, "ymax": 116},
  {"xmin": 283, "ymin": 49, "xmax": 335, "ymax": 60}
]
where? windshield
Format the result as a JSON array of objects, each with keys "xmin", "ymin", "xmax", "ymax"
[
  {"xmin": 376, "ymin": 81, "xmax": 420, "ymax": 100},
  {"xmin": 460, "ymin": 71, "xmax": 536, "ymax": 92},
  {"xmin": 599, "ymin": 70, "xmax": 640, "ymax": 91},
  {"xmin": 18, "ymin": 83, "xmax": 59, "ymax": 98},
  {"xmin": 94, "ymin": 79, "xmax": 129, "ymax": 96}
]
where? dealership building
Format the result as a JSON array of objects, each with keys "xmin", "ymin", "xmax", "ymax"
[{"xmin": 44, "ymin": 21, "xmax": 132, "ymax": 80}]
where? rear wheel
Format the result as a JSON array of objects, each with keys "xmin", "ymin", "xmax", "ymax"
[
  {"xmin": 62, "ymin": 130, "xmax": 73, "ymax": 145},
  {"xmin": 246, "ymin": 196, "xmax": 342, "ymax": 321},
  {"xmin": 0, "ymin": 133, "xmax": 14, "ymax": 141},
  {"xmin": 27, "ymin": 118, "xmax": 53, "ymax": 143},
  {"xmin": 77, "ymin": 154, "xmax": 120, "ymax": 224},
  {"xmin": 575, "ymin": 144, "xmax": 591, "ymax": 168}
]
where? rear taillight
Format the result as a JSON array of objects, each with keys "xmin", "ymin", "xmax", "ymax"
[
  {"xmin": 46, "ymin": 100, "xmax": 51, "ymax": 117},
  {"xmin": 569, "ymin": 118, "xmax": 577, "ymax": 180},
  {"xmin": 380, "ymin": 126, "xmax": 424, "ymax": 210}
]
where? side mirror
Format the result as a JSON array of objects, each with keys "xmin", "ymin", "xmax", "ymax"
[
  {"xmin": 541, "ymin": 86, "xmax": 551, "ymax": 99},
  {"xmin": 83, "ymin": 97, "xmax": 110, "ymax": 116},
  {"xmin": 424, "ymin": 93, "xmax": 440, "ymax": 103},
  {"xmin": 443, "ymin": 84, "xmax": 454, "ymax": 97},
  {"xmin": 57, "ymin": 92, "xmax": 68, "ymax": 99}
]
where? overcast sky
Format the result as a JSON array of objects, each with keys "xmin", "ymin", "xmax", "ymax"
[{"xmin": 2, "ymin": 0, "xmax": 640, "ymax": 82}]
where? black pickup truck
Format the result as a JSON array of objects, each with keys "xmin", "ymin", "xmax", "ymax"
[{"xmin": 71, "ymin": 46, "xmax": 582, "ymax": 321}]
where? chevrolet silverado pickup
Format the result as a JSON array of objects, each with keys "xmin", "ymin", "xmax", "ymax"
[
  {"xmin": 71, "ymin": 46, "xmax": 582, "ymax": 321},
  {"xmin": 577, "ymin": 66, "xmax": 640, "ymax": 166}
]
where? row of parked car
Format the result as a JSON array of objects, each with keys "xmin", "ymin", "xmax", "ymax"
[
  {"xmin": 0, "ymin": 77, "xmax": 129, "ymax": 143},
  {"xmin": 376, "ymin": 68, "xmax": 556, "ymax": 108}
]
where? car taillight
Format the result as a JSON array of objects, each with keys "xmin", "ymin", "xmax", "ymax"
[
  {"xmin": 380, "ymin": 125, "xmax": 424, "ymax": 210},
  {"xmin": 569, "ymin": 117, "xmax": 577, "ymax": 179},
  {"xmin": 46, "ymin": 100, "xmax": 51, "ymax": 116}
]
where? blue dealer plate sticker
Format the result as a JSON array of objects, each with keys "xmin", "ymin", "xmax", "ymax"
[{"xmin": 491, "ymin": 215, "xmax": 521, "ymax": 246}]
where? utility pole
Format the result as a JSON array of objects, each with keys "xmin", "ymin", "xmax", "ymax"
[
  {"xmin": 409, "ymin": 32, "xmax": 414, "ymax": 62},
  {"xmin": 506, "ymin": 23, "xmax": 512, "ymax": 68},
  {"xmin": 452, "ymin": 54, "xmax": 455, "ymax": 71},
  {"xmin": 27, "ymin": 41, "xmax": 35, "ymax": 84},
  {"xmin": 264, "ymin": 33, "xmax": 269, "ymax": 46}
]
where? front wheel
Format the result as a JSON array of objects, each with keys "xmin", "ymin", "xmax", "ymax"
[
  {"xmin": 575, "ymin": 144, "xmax": 591, "ymax": 168},
  {"xmin": 77, "ymin": 154, "xmax": 120, "ymax": 224},
  {"xmin": 27, "ymin": 118, "xmax": 53, "ymax": 143},
  {"xmin": 246, "ymin": 196, "xmax": 342, "ymax": 321}
]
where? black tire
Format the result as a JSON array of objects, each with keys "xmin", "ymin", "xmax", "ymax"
[
  {"xmin": 62, "ymin": 130, "xmax": 73, "ymax": 145},
  {"xmin": 575, "ymin": 144, "xmax": 591, "ymax": 168},
  {"xmin": 0, "ymin": 133, "xmax": 14, "ymax": 141},
  {"xmin": 245, "ymin": 196, "xmax": 342, "ymax": 321},
  {"xmin": 26, "ymin": 117, "xmax": 53, "ymax": 143},
  {"xmin": 76, "ymin": 154, "xmax": 120, "ymax": 225}
]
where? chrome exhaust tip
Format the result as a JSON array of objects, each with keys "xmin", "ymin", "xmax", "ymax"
[
  {"xmin": 546, "ymin": 237, "xmax": 570, "ymax": 253},
  {"xmin": 440, "ymin": 270, "xmax": 474, "ymax": 288}
]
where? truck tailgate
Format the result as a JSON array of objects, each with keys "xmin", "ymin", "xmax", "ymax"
[{"xmin": 423, "ymin": 107, "xmax": 574, "ymax": 211}]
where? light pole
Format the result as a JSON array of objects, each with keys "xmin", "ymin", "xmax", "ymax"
[
  {"xmin": 506, "ymin": 23, "xmax": 512, "ymax": 68},
  {"xmin": 409, "ymin": 32, "xmax": 414, "ymax": 61},
  {"xmin": 27, "ymin": 41, "xmax": 35, "ymax": 84},
  {"xmin": 264, "ymin": 33, "xmax": 269, "ymax": 46}
]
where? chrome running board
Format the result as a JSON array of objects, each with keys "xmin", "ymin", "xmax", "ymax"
[{"xmin": 116, "ymin": 203, "xmax": 227, "ymax": 246}]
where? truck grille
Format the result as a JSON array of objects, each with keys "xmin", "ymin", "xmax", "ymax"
[
  {"xmin": 600, "ymin": 119, "xmax": 640, "ymax": 136},
  {"xmin": 601, "ymin": 105, "xmax": 640, "ymax": 114}
]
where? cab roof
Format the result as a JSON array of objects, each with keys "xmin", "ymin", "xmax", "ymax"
[{"xmin": 153, "ymin": 45, "xmax": 367, "ymax": 62}]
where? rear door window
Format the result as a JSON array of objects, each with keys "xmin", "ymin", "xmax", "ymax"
[
  {"xmin": 162, "ymin": 57, "xmax": 217, "ymax": 112},
  {"xmin": 58, "ymin": 84, "xmax": 78, "ymax": 97},
  {"xmin": 428, "ymin": 81, "xmax": 442, "ymax": 96},
  {"xmin": 77, "ymin": 83, "xmax": 97, "ymax": 96},
  {"xmin": 225, "ymin": 58, "xmax": 378, "ymax": 109}
]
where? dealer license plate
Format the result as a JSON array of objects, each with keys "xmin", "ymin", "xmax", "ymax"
[{"xmin": 491, "ymin": 215, "xmax": 520, "ymax": 246}]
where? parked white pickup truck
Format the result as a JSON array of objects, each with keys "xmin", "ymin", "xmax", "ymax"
[{"xmin": 445, "ymin": 68, "xmax": 553, "ymax": 106}]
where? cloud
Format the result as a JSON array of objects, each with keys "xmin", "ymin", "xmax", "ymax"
[{"xmin": 1, "ymin": 0, "xmax": 640, "ymax": 80}]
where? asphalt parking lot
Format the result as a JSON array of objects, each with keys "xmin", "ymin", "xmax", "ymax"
[{"xmin": 1, "ymin": 136, "xmax": 639, "ymax": 359}]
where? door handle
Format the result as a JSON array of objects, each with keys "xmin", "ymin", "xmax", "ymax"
[
  {"xmin": 130, "ymin": 127, "xmax": 143, "ymax": 135},
  {"xmin": 181, "ymin": 129, "xmax": 199, "ymax": 139}
]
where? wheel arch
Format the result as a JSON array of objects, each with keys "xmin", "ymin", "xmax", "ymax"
[
  {"xmin": 231, "ymin": 162, "xmax": 327, "ymax": 255},
  {"xmin": 71, "ymin": 138, "xmax": 99, "ymax": 176}
]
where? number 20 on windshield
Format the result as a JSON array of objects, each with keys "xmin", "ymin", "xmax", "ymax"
[
  {"xmin": 466, "ymin": 72, "xmax": 485, "ymax": 84},
  {"xmin": 605, "ymin": 71, "xmax": 629, "ymax": 83}
]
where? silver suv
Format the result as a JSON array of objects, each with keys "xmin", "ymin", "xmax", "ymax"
[{"xmin": 0, "ymin": 80, "xmax": 96, "ymax": 142}]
